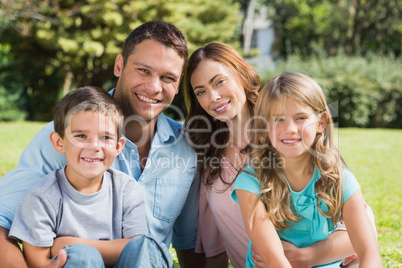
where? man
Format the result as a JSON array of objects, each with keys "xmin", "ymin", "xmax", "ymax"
[{"xmin": 0, "ymin": 21, "xmax": 202, "ymax": 268}]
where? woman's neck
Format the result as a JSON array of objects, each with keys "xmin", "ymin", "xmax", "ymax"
[{"xmin": 225, "ymin": 105, "xmax": 251, "ymax": 149}]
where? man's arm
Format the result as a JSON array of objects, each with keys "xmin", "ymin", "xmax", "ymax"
[{"xmin": 0, "ymin": 227, "xmax": 27, "ymax": 268}]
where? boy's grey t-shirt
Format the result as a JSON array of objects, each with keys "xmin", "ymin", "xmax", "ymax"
[{"xmin": 9, "ymin": 167, "xmax": 148, "ymax": 247}]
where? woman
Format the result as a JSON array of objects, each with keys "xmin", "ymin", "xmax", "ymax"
[
  {"xmin": 184, "ymin": 42, "xmax": 259, "ymax": 267},
  {"xmin": 184, "ymin": 42, "xmax": 370, "ymax": 267}
]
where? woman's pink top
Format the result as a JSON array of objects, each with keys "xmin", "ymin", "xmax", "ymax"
[{"xmin": 195, "ymin": 157, "xmax": 248, "ymax": 267}]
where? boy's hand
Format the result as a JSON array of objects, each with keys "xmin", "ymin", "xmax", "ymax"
[{"xmin": 44, "ymin": 249, "xmax": 67, "ymax": 268}]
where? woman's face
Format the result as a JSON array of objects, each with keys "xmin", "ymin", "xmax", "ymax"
[{"xmin": 190, "ymin": 59, "xmax": 248, "ymax": 123}]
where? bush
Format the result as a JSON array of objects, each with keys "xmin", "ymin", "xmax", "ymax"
[
  {"xmin": 0, "ymin": 43, "xmax": 26, "ymax": 121},
  {"xmin": 261, "ymin": 54, "xmax": 402, "ymax": 128}
]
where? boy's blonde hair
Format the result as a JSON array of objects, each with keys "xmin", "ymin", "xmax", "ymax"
[
  {"xmin": 249, "ymin": 72, "xmax": 343, "ymax": 230},
  {"xmin": 53, "ymin": 86, "xmax": 123, "ymax": 138}
]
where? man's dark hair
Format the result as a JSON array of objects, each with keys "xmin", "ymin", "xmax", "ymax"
[
  {"xmin": 53, "ymin": 86, "xmax": 123, "ymax": 138},
  {"xmin": 122, "ymin": 20, "xmax": 188, "ymax": 72}
]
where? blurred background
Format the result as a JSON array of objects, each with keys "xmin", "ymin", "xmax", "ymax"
[{"xmin": 0, "ymin": 0, "xmax": 400, "ymax": 127}]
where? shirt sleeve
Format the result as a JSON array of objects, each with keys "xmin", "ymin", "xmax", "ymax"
[
  {"xmin": 342, "ymin": 169, "xmax": 361, "ymax": 203},
  {"xmin": 0, "ymin": 122, "xmax": 66, "ymax": 230},
  {"xmin": 231, "ymin": 165, "xmax": 262, "ymax": 203},
  {"xmin": 9, "ymin": 189, "xmax": 58, "ymax": 247},
  {"xmin": 122, "ymin": 178, "xmax": 149, "ymax": 238},
  {"xmin": 172, "ymin": 169, "xmax": 200, "ymax": 250}
]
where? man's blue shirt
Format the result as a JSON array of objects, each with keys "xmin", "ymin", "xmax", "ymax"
[{"xmin": 0, "ymin": 91, "xmax": 199, "ymax": 252}]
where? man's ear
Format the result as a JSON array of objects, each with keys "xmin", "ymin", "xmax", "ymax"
[
  {"xmin": 50, "ymin": 132, "xmax": 65, "ymax": 153},
  {"xmin": 317, "ymin": 111, "xmax": 329, "ymax": 133},
  {"xmin": 115, "ymin": 137, "xmax": 126, "ymax": 156},
  {"xmin": 114, "ymin": 53, "xmax": 124, "ymax": 77}
]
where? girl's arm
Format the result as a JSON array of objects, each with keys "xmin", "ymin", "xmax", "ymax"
[
  {"xmin": 51, "ymin": 236, "xmax": 136, "ymax": 267},
  {"xmin": 236, "ymin": 189, "xmax": 291, "ymax": 268},
  {"xmin": 342, "ymin": 190, "xmax": 382, "ymax": 268}
]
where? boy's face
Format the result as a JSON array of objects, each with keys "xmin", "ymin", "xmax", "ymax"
[{"xmin": 51, "ymin": 111, "xmax": 125, "ymax": 186}]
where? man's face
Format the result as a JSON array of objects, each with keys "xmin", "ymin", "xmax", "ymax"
[{"xmin": 113, "ymin": 39, "xmax": 184, "ymax": 123}]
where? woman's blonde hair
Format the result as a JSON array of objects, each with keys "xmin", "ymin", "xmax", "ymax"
[{"xmin": 249, "ymin": 72, "xmax": 344, "ymax": 230}]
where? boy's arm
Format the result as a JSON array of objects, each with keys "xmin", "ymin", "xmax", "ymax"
[
  {"xmin": 236, "ymin": 189, "xmax": 291, "ymax": 268},
  {"xmin": 23, "ymin": 242, "xmax": 52, "ymax": 268},
  {"xmin": 51, "ymin": 236, "xmax": 134, "ymax": 267},
  {"xmin": 342, "ymin": 190, "xmax": 382, "ymax": 267}
]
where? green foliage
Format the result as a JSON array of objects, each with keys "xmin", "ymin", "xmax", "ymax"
[
  {"xmin": 265, "ymin": 0, "xmax": 402, "ymax": 58},
  {"xmin": 0, "ymin": 43, "xmax": 26, "ymax": 121},
  {"xmin": 261, "ymin": 53, "xmax": 402, "ymax": 128},
  {"xmin": 0, "ymin": 0, "xmax": 240, "ymax": 121}
]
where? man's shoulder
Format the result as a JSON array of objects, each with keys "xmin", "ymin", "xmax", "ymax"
[{"xmin": 162, "ymin": 114, "xmax": 183, "ymax": 135}]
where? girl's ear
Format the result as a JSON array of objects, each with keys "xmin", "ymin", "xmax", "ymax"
[
  {"xmin": 50, "ymin": 132, "xmax": 65, "ymax": 153},
  {"xmin": 115, "ymin": 137, "xmax": 126, "ymax": 156},
  {"xmin": 317, "ymin": 111, "xmax": 329, "ymax": 133}
]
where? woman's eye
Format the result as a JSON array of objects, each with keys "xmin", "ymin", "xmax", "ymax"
[
  {"xmin": 196, "ymin": 91, "xmax": 205, "ymax": 97},
  {"xmin": 216, "ymin": 79, "xmax": 224, "ymax": 86}
]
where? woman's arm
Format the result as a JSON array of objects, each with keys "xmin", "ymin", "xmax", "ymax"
[
  {"xmin": 342, "ymin": 190, "xmax": 382, "ymax": 268},
  {"xmin": 236, "ymin": 189, "xmax": 291, "ymax": 268},
  {"xmin": 51, "ymin": 236, "xmax": 134, "ymax": 267}
]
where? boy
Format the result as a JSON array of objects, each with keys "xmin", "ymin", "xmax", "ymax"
[{"xmin": 9, "ymin": 86, "xmax": 149, "ymax": 267}]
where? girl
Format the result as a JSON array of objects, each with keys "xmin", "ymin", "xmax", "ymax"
[{"xmin": 232, "ymin": 72, "xmax": 382, "ymax": 267}]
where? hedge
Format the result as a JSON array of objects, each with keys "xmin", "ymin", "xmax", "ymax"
[{"xmin": 260, "ymin": 54, "xmax": 402, "ymax": 128}]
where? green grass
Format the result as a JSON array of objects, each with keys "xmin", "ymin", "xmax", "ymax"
[{"xmin": 1, "ymin": 122, "xmax": 401, "ymax": 267}]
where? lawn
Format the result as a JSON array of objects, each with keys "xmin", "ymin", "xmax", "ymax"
[{"xmin": 1, "ymin": 122, "xmax": 401, "ymax": 267}]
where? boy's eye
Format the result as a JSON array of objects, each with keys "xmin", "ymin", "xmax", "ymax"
[
  {"xmin": 101, "ymin": 136, "xmax": 113, "ymax": 140},
  {"xmin": 74, "ymin": 134, "xmax": 86, "ymax": 139}
]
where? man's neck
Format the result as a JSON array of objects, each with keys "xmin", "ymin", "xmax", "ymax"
[{"xmin": 124, "ymin": 117, "xmax": 158, "ymax": 171}]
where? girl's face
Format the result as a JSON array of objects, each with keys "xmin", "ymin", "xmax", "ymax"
[
  {"xmin": 268, "ymin": 98, "xmax": 325, "ymax": 160},
  {"xmin": 190, "ymin": 59, "xmax": 248, "ymax": 123}
]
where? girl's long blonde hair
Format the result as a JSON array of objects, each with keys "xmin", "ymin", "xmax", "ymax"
[{"xmin": 249, "ymin": 72, "xmax": 344, "ymax": 230}]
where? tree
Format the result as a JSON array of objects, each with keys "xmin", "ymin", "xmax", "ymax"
[
  {"xmin": 264, "ymin": 0, "xmax": 402, "ymax": 58},
  {"xmin": 0, "ymin": 0, "xmax": 241, "ymax": 120}
]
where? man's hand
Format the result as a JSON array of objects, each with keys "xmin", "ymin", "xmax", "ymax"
[
  {"xmin": 250, "ymin": 244, "xmax": 265, "ymax": 268},
  {"xmin": 44, "ymin": 249, "xmax": 67, "ymax": 268}
]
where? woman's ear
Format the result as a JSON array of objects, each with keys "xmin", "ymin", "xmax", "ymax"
[
  {"xmin": 50, "ymin": 132, "xmax": 65, "ymax": 153},
  {"xmin": 115, "ymin": 137, "xmax": 126, "ymax": 156},
  {"xmin": 317, "ymin": 111, "xmax": 329, "ymax": 133}
]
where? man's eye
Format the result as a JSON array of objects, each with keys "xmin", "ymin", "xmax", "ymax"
[
  {"xmin": 162, "ymin": 75, "xmax": 175, "ymax": 82},
  {"xmin": 139, "ymin": 68, "xmax": 149, "ymax": 73}
]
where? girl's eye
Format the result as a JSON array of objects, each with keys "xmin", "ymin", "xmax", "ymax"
[
  {"xmin": 297, "ymin": 116, "xmax": 307, "ymax": 120},
  {"xmin": 274, "ymin": 117, "xmax": 284, "ymax": 122}
]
